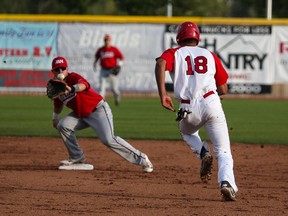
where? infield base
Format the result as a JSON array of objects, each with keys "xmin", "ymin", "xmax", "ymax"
[{"xmin": 58, "ymin": 163, "xmax": 94, "ymax": 170}]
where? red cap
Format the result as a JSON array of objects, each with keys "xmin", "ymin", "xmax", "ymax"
[
  {"xmin": 52, "ymin": 56, "xmax": 68, "ymax": 70},
  {"xmin": 104, "ymin": 34, "xmax": 111, "ymax": 41}
]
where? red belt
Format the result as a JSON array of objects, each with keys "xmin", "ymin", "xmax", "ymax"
[
  {"xmin": 203, "ymin": 90, "xmax": 214, "ymax": 98},
  {"xmin": 181, "ymin": 91, "xmax": 214, "ymax": 104}
]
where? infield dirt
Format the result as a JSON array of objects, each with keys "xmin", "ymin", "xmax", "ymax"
[{"xmin": 0, "ymin": 137, "xmax": 287, "ymax": 216}]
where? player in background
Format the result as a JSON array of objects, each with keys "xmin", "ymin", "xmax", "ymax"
[
  {"xmin": 50, "ymin": 56, "xmax": 153, "ymax": 172},
  {"xmin": 93, "ymin": 34, "xmax": 124, "ymax": 106},
  {"xmin": 154, "ymin": 21, "xmax": 238, "ymax": 201}
]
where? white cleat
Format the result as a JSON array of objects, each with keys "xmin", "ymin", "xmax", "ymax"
[
  {"xmin": 60, "ymin": 155, "xmax": 86, "ymax": 166},
  {"xmin": 142, "ymin": 155, "xmax": 153, "ymax": 173}
]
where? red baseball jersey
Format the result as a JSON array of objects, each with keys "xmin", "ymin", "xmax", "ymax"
[
  {"xmin": 95, "ymin": 46, "xmax": 124, "ymax": 69},
  {"xmin": 158, "ymin": 46, "xmax": 228, "ymax": 100},
  {"xmin": 54, "ymin": 72, "xmax": 103, "ymax": 118}
]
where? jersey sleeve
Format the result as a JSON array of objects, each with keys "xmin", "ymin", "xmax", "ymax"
[
  {"xmin": 114, "ymin": 47, "xmax": 124, "ymax": 60},
  {"xmin": 211, "ymin": 52, "xmax": 229, "ymax": 86},
  {"xmin": 156, "ymin": 48, "xmax": 175, "ymax": 72},
  {"xmin": 69, "ymin": 72, "xmax": 91, "ymax": 90}
]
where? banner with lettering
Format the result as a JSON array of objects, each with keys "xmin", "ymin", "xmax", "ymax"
[
  {"xmin": 164, "ymin": 25, "xmax": 273, "ymax": 94},
  {"xmin": 58, "ymin": 23, "xmax": 164, "ymax": 92},
  {"xmin": 0, "ymin": 22, "xmax": 57, "ymax": 89},
  {"xmin": 273, "ymin": 26, "xmax": 288, "ymax": 83},
  {"xmin": 0, "ymin": 22, "xmax": 58, "ymax": 70},
  {"xmin": 1, "ymin": 21, "xmax": 288, "ymax": 93}
]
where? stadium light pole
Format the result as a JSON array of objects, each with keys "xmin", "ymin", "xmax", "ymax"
[
  {"xmin": 167, "ymin": 0, "xmax": 173, "ymax": 17},
  {"xmin": 266, "ymin": 0, "xmax": 272, "ymax": 19}
]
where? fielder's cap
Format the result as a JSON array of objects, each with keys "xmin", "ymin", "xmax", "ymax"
[
  {"xmin": 52, "ymin": 56, "xmax": 68, "ymax": 70},
  {"xmin": 104, "ymin": 34, "xmax": 111, "ymax": 41}
]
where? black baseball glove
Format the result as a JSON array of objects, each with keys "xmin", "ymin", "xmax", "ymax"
[
  {"xmin": 46, "ymin": 79, "xmax": 67, "ymax": 99},
  {"xmin": 176, "ymin": 108, "xmax": 192, "ymax": 121},
  {"xmin": 111, "ymin": 65, "xmax": 121, "ymax": 76}
]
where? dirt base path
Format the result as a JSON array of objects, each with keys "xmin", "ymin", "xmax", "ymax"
[{"xmin": 0, "ymin": 137, "xmax": 287, "ymax": 216}]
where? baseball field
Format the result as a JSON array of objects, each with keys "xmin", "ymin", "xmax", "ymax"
[{"xmin": 0, "ymin": 95, "xmax": 287, "ymax": 215}]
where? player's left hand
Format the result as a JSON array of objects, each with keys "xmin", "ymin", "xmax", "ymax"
[
  {"xmin": 111, "ymin": 65, "xmax": 121, "ymax": 76},
  {"xmin": 46, "ymin": 79, "xmax": 67, "ymax": 99},
  {"xmin": 161, "ymin": 95, "xmax": 175, "ymax": 112}
]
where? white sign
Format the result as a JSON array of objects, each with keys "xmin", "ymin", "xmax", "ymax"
[
  {"xmin": 164, "ymin": 25, "xmax": 273, "ymax": 94},
  {"xmin": 273, "ymin": 26, "xmax": 288, "ymax": 83},
  {"xmin": 58, "ymin": 23, "xmax": 165, "ymax": 92}
]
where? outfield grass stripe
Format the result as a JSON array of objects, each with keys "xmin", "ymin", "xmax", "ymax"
[{"xmin": 0, "ymin": 95, "xmax": 287, "ymax": 144}]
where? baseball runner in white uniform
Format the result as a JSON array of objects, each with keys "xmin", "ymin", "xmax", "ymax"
[{"xmin": 155, "ymin": 21, "xmax": 238, "ymax": 201}]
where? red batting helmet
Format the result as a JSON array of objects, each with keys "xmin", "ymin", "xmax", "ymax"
[{"xmin": 176, "ymin": 21, "xmax": 200, "ymax": 45}]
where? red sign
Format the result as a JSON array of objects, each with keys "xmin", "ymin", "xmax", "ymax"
[
  {"xmin": 0, "ymin": 70, "xmax": 53, "ymax": 87},
  {"xmin": 280, "ymin": 42, "xmax": 288, "ymax": 54}
]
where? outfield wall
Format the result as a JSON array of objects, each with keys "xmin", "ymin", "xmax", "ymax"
[{"xmin": 0, "ymin": 15, "xmax": 288, "ymax": 97}]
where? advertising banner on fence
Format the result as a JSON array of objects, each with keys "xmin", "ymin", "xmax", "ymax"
[
  {"xmin": 1, "ymin": 21, "xmax": 287, "ymax": 93},
  {"xmin": 0, "ymin": 22, "xmax": 58, "ymax": 70},
  {"xmin": 164, "ymin": 25, "xmax": 273, "ymax": 94},
  {"xmin": 0, "ymin": 22, "xmax": 57, "ymax": 89},
  {"xmin": 273, "ymin": 26, "xmax": 288, "ymax": 83},
  {"xmin": 58, "ymin": 23, "xmax": 164, "ymax": 92}
]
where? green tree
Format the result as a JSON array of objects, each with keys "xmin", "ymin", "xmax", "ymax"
[
  {"xmin": 0, "ymin": 0, "xmax": 286, "ymax": 18},
  {"xmin": 229, "ymin": 0, "xmax": 267, "ymax": 18},
  {"xmin": 173, "ymin": 0, "xmax": 229, "ymax": 17},
  {"xmin": 114, "ymin": 0, "xmax": 167, "ymax": 16},
  {"xmin": 114, "ymin": 0, "xmax": 229, "ymax": 17},
  {"xmin": 272, "ymin": 0, "xmax": 288, "ymax": 18}
]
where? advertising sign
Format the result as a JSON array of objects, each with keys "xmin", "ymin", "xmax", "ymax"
[
  {"xmin": 273, "ymin": 26, "xmax": 288, "ymax": 83},
  {"xmin": 0, "ymin": 22, "xmax": 57, "ymax": 89},
  {"xmin": 164, "ymin": 25, "xmax": 273, "ymax": 94},
  {"xmin": 58, "ymin": 23, "xmax": 164, "ymax": 92},
  {"xmin": 0, "ymin": 22, "xmax": 58, "ymax": 70}
]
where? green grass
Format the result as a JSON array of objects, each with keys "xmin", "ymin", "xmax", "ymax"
[
  {"xmin": 222, "ymin": 99, "xmax": 288, "ymax": 144},
  {"xmin": 0, "ymin": 95, "xmax": 287, "ymax": 144}
]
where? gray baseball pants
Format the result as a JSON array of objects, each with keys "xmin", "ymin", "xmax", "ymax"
[{"xmin": 57, "ymin": 100, "xmax": 147, "ymax": 166}]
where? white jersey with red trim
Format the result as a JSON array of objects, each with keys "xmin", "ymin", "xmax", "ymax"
[
  {"xmin": 173, "ymin": 46, "xmax": 216, "ymax": 100},
  {"xmin": 159, "ymin": 46, "xmax": 228, "ymax": 101}
]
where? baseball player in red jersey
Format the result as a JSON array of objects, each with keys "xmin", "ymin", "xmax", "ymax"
[
  {"xmin": 155, "ymin": 22, "xmax": 238, "ymax": 201},
  {"xmin": 93, "ymin": 34, "xmax": 124, "ymax": 105},
  {"xmin": 50, "ymin": 56, "xmax": 153, "ymax": 172}
]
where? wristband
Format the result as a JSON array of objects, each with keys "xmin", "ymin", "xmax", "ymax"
[
  {"xmin": 117, "ymin": 60, "xmax": 124, "ymax": 67},
  {"xmin": 52, "ymin": 112, "xmax": 59, "ymax": 120},
  {"xmin": 71, "ymin": 86, "xmax": 75, "ymax": 93},
  {"xmin": 71, "ymin": 84, "xmax": 80, "ymax": 93}
]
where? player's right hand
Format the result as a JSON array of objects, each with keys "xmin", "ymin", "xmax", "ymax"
[{"xmin": 161, "ymin": 95, "xmax": 175, "ymax": 112}]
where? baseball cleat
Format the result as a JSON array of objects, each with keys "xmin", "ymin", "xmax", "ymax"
[
  {"xmin": 142, "ymin": 155, "xmax": 153, "ymax": 173},
  {"xmin": 60, "ymin": 155, "xmax": 86, "ymax": 166},
  {"xmin": 200, "ymin": 152, "xmax": 213, "ymax": 183},
  {"xmin": 221, "ymin": 181, "xmax": 237, "ymax": 201}
]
